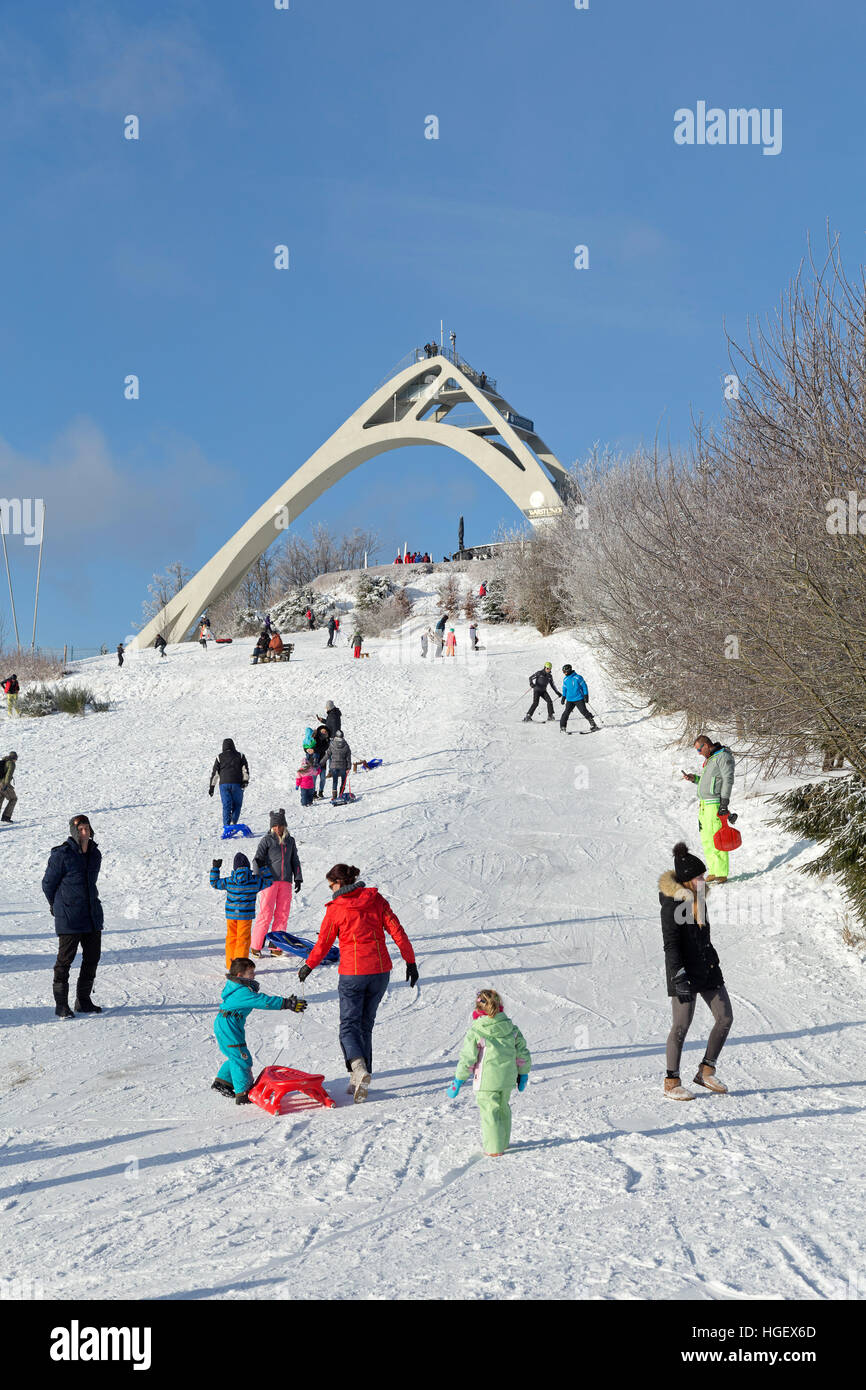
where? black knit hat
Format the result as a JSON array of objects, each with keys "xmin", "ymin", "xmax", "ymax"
[
  {"xmin": 672, "ymin": 841, "xmax": 706, "ymax": 884},
  {"xmin": 233, "ymin": 852, "xmax": 250, "ymax": 870},
  {"xmin": 269, "ymin": 808, "xmax": 287, "ymax": 828}
]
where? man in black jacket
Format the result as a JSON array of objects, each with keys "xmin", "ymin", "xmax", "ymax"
[
  {"xmin": 316, "ymin": 700, "xmax": 342, "ymax": 736},
  {"xmin": 209, "ymin": 738, "xmax": 250, "ymax": 826},
  {"xmin": 326, "ymin": 615, "xmax": 337, "ymax": 647},
  {"xmin": 523, "ymin": 663, "xmax": 561, "ymax": 722},
  {"xmin": 42, "ymin": 815, "xmax": 104, "ymax": 1019}
]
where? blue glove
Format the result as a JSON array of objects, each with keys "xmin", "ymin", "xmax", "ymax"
[
  {"xmin": 446, "ymin": 1078, "xmax": 464, "ymax": 1099},
  {"xmin": 517, "ymin": 1074, "xmax": 529, "ymax": 1093}
]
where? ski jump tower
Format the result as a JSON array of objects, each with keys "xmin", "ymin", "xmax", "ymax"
[{"xmin": 134, "ymin": 343, "xmax": 569, "ymax": 647}]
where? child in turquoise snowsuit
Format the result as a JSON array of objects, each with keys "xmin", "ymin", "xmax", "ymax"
[
  {"xmin": 213, "ymin": 958, "xmax": 306, "ymax": 1101},
  {"xmin": 447, "ymin": 989, "xmax": 531, "ymax": 1155}
]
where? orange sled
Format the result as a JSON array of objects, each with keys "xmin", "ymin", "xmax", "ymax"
[{"xmin": 248, "ymin": 1066, "xmax": 336, "ymax": 1113}]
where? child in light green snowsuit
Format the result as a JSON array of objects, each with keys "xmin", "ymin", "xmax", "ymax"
[{"xmin": 447, "ymin": 989, "xmax": 532, "ymax": 1155}]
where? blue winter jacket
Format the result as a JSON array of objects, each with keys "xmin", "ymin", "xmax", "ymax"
[
  {"xmin": 562, "ymin": 672, "xmax": 588, "ymax": 702},
  {"xmin": 42, "ymin": 837, "xmax": 104, "ymax": 935},
  {"xmin": 210, "ymin": 863, "xmax": 273, "ymax": 919},
  {"xmin": 213, "ymin": 977, "xmax": 285, "ymax": 1048}
]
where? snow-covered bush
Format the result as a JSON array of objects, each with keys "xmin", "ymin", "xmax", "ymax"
[
  {"xmin": 773, "ymin": 776, "xmax": 866, "ymax": 939},
  {"xmin": 481, "ymin": 578, "xmax": 508, "ymax": 624},
  {"xmin": 18, "ymin": 684, "xmax": 111, "ymax": 717},
  {"xmin": 355, "ymin": 573, "xmax": 394, "ymax": 610}
]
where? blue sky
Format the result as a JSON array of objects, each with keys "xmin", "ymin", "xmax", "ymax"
[{"xmin": 1, "ymin": 0, "xmax": 864, "ymax": 646}]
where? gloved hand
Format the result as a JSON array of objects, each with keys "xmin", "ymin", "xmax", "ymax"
[
  {"xmin": 212, "ymin": 859, "xmax": 222, "ymax": 869},
  {"xmin": 49, "ymin": 904, "xmax": 54, "ymax": 917},
  {"xmin": 208, "ymin": 786, "xmax": 214, "ymax": 797},
  {"xmin": 282, "ymin": 995, "xmax": 307, "ymax": 1013},
  {"xmin": 294, "ymin": 881, "xmax": 302, "ymax": 894},
  {"xmin": 406, "ymin": 962, "xmax": 419, "ymax": 987},
  {"xmin": 673, "ymin": 969, "xmax": 695, "ymax": 1003},
  {"xmin": 446, "ymin": 1078, "xmax": 464, "ymax": 1099},
  {"xmin": 297, "ymin": 964, "xmax": 312, "ymax": 983},
  {"xmin": 517, "ymin": 1074, "xmax": 529, "ymax": 1093},
  {"xmin": 718, "ymin": 799, "xmax": 729, "ymax": 816},
  {"xmin": 727, "ymin": 812, "xmax": 738, "ymax": 825}
]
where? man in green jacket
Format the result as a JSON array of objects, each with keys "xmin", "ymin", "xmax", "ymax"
[{"xmin": 682, "ymin": 734, "xmax": 735, "ymax": 882}]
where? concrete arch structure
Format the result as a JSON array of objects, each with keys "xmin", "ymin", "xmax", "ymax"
[{"xmin": 134, "ymin": 348, "xmax": 568, "ymax": 647}]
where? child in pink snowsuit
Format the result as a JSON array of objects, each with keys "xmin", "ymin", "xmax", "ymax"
[
  {"xmin": 296, "ymin": 760, "xmax": 316, "ymax": 807},
  {"xmin": 251, "ymin": 810, "xmax": 303, "ymax": 955}
]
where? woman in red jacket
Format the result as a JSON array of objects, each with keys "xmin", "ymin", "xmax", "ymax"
[{"xmin": 298, "ymin": 863, "xmax": 419, "ymax": 1102}]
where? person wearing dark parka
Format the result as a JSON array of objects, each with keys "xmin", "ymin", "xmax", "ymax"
[
  {"xmin": 659, "ymin": 841, "xmax": 733, "ymax": 1100},
  {"xmin": 42, "ymin": 815, "xmax": 105, "ymax": 1019},
  {"xmin": 209, "ymin": 738, "xmax": 250, "ymax": 826}
]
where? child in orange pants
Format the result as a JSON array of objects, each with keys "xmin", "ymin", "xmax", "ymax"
[{"xmin": 210, "ymin": 853, "xmax": 273, "ymax": 970}]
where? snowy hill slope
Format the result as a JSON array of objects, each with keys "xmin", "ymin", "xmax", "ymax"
[{"xmin": 1, "ymin": 619, "xmax": 864, "ymax": 1301}]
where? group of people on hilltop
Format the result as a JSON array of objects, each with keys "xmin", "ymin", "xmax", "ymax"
[{"xmin": 394, "ymin": 551, "xmax": 431, "ymax": 564}]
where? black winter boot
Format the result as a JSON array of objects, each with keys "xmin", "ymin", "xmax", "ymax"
[
  {"xmin": 235, "ymin": 1091, "xmax": 251, "ymax": 1105},
  {"xmin": 74, "ymin": 997, "xmax": 102, "ymax": 1013},
  {"xmin": 211, "ymin": 1078, "xmax": 234, "ymax": 1098},
  {"xmin": 53, "ymin": 983, "xmax": 75, "ymax": 1019},
  {"xmin": 0, "ymin": 812, "xmax": 12, "ymax": 823}
]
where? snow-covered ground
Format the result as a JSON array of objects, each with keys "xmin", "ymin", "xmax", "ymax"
[{"xmin": 1, "ymin": 590, "xmax": 864, "ymax": 1301}]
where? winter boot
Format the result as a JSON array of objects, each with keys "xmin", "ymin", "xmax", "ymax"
[
  {"xmin": 664, "ymin": 1075, "xmax": 695, "ymax": 1100},
  {"xmin": 522, "ymin": 715, "xmax": 532, "ymax": 722},
  {"xmin": 693, "ymin": 1061, "xmax": 728, "ymax": 1093},
  {"xmin": 250, "ymin": 949, "xmax": 262, "ymax": 958},
  {"xmin": 350, "ymin": 1057, "xmax": 371, "ymax": 1104},
  {"xmin": 74, "ymin": 995, "xmax": 102, "ymax": 1014},
  {"xmin": 547, "ymin": 714, "xmax": 556, "ymax": 721},
  {"xmin": 53, "ymin": 983, "xmax": 75, "ymax": 1020},
  {"xmin": 268, "ymin": 947, "xmax": 284, "ymax": 957},
  {"xmin": 235, "ymin": 1091, "xmax": 251, "ymax": 1105},
  {"xmin": 0, "ymin": 812, "xmax": 12, "ymax": 823},
  {"xmin": 211, "ymin": 1078, "xmax": 234, "ymax": 1099}
]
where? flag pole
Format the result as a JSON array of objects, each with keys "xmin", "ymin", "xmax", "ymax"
[{"xmin": 0, "ymin": 515, "xmax": 20, "ymax": 649}]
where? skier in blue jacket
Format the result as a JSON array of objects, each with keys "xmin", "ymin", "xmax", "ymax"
[
  {"xmin": 560, "ymin": 665, "xmax": 598, "ymax": 733},
  {"xmin": 212, "ymin": 958, "xmax": 307, "ymax": 1103}
]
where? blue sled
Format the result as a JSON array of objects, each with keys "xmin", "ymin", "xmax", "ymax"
[
  {"xmin": 221, "ymin": 823, "xmax": 255, "ymax": 839},
  {"xmin": 265, "ymin": 931, "xmax": 339, "ymax": 965}
]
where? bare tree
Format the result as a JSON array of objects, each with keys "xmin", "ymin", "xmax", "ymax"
[{"xmin": 136, "ymin": 561, "xmax": 192, "ymax": 629}]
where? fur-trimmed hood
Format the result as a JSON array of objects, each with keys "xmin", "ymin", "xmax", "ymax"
[
  {"xmin": 658, "ymin": 870, "xmax": 711, "ymax": 901},
  {"xmin": 658, "ymin": 870, "xmax": 709, "ymax": 925}
]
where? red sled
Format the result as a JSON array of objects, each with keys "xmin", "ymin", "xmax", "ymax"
[
  {"xmin": 248, "ymin": 1066, "xmax": 336, "ymax": 1114},
  {"xmin": 215, "ymin": 637, "xmax": 233, "ymax": 644},
  {"xmin": 713, "ymin": 814, "xmax": 742, "ymax": 852}
]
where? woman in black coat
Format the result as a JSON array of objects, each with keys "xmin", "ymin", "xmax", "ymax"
[
  {"xmin": 311, "ymin": 725, "xmax": 331, "ymax": 799},
  {"xmin": 659, "ymin": 841, "xmax": 733, "ymax": 1100},
  {"xmin": 42, "ymin": 815, "xmax": 104, "ymax": 1019}
]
